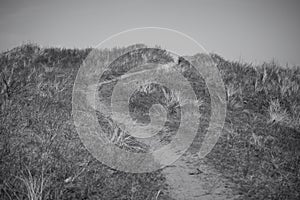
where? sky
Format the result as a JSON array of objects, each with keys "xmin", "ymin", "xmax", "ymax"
[{"xmin": 0, "ymin": 0, "xmax": 300, "ymax": 66}]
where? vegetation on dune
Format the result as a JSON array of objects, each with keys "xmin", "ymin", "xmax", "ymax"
[
  {"xmin": 0, "ymin": 44, "xmax": 168, "ymax": 200},
  {"xmin": 0, "ymin": 43, "xmax": 299, "ymax": 199},
  {"xmin": 207, "ymin": 54, "xmax": 300, "ymax": 199}
]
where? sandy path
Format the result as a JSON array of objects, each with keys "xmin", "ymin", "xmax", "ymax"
[{"xmin": 162, "ymin": 152, "xmax": 238, "ymax": 200}]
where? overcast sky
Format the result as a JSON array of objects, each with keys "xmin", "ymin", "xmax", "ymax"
[{"xmin": 0, "ymin": 0, "xmax": 300, "ymax": 66}]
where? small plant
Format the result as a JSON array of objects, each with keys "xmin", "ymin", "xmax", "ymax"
[
  {"xmin": 268, "ymin": 99, "xmax": 290, "ymax": 125},
  {"xmin": 17, "ymin": 167, "xmax": 50, "ymax": 200}
]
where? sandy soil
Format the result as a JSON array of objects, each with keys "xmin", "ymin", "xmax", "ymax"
[{"xmin": 162, "ymin": 152, "xmax": 238, "ymax": 200}]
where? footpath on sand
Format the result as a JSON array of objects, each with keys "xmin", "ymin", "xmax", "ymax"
[{"xmin": 162, "ymin": 151, "xmax": 239, "ymax": 200}]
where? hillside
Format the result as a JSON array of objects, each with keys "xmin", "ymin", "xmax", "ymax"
[{"xmin": 0, "ymin": 44, "xmax": 300, "ymax": 200}]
